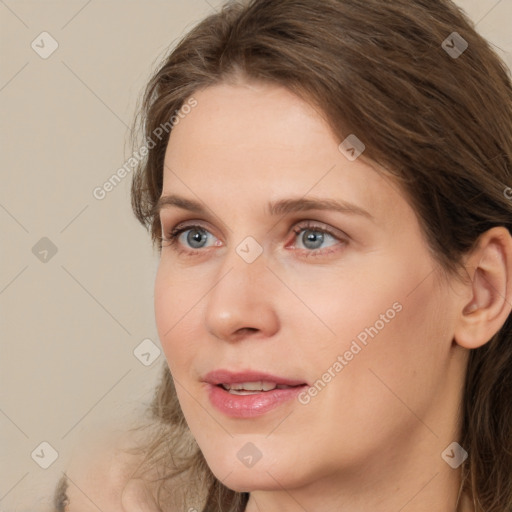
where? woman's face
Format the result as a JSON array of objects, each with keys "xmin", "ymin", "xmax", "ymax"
[{"xmin": 154, "ymin": 81, "xmax": 467, "ymax": 500}]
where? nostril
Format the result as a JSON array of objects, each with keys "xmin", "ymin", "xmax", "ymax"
[{"xmin": 238, "ymin": 327, "xmax": 258, "ymax": 335}]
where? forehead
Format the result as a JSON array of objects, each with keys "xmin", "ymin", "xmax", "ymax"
[
  {"xmin": 166, "ymin": 81, "xmax": 336, "ymax": 159},
  {"xmin": 161, "ymin": 82, "xmax": 407, "ymax": 224}
]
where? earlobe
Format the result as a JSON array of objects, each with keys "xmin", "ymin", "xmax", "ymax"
[{"xmin": 454, "ymin": 227, "xmax": 512, "ymax": 350}]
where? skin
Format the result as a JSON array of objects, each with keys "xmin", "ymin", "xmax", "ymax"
[{"xmin": 154, "ymin": 79, "xmax": 512, "ymax": 512}]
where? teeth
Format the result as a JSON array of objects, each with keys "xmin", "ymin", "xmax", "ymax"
[{"xmin": 220, "ymin": 381, "xmax": 293, "ymax": 392}]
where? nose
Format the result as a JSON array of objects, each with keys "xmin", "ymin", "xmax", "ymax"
[{"xmin": 203, "ymin": 246, "xmax": 280, "ymax": 343}]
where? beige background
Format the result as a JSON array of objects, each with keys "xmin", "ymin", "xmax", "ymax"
[{"xmin": 0, "ymin": 1, "xmax": 510, "ymax": 510}]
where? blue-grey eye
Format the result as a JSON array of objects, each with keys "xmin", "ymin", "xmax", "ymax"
[
  {"xmin": 302, "ymin": 230, "xmax": 325, "ymax": 250},
  {"xmin": 185, "ymin": 228, "xmax": 209, "ymax": 248}
]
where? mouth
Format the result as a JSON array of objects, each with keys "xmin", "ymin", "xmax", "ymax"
[
  {"xmin": 203, "ymin": 369, "xmax": 309, "ymax": 387},
  {"xmin": 203, "ymin": 369, "xmax": 309, "ymax": 418},
  {"xmin": 218, "ymin": 381, "xmax": 302, "ymax": 395}
]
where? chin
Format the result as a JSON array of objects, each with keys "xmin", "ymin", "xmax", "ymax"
[
  {"xmin": 202, "ymin": 450, "xmax": 305, "ymax": 493},
  {"xmin": 214, "ymin": 469, "xmax": 288, "ymax": 493}
]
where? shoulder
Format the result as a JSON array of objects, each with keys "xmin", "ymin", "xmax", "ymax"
[{"xmin": 54, "ymin": 428, "xmax": 160, "ymax": 512}]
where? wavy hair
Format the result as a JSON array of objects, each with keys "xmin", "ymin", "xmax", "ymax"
[{"xmin": 124, "ymin": 1, "xmax": 512, "ymax": 510}]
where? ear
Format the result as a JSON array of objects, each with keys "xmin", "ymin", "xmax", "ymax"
[{"xmin": 454, "ymin": 226, "xmax": 512, "ymax": 349}]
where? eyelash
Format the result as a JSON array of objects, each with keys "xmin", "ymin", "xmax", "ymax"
[{"xmin": 161, "ymin": 221, "xmax": 346, "ymax": 258}]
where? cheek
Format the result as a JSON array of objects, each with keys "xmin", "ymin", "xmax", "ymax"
[
  {"xmin": 315, "ymin": 274, "xmax": 451, "ymax": 438},
  {"xmin": 280, "ymin": 259, "xmax": 413, "ymax": 365},
  {"xmin": 153, "ymin": 262, "xmax": 204, "ymax": 375},
  {"xmin": 296, "ymin": 255, "xmax": 451, "ymax": 422}
]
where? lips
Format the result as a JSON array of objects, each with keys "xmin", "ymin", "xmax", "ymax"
[{"xmin": 203, "ymin": 369, "xmax": 309, "ymax": 418}]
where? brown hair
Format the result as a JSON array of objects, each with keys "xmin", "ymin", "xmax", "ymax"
[{"xmin": 127, "ymin": 0, "xmax": 512, "ymax": 510}]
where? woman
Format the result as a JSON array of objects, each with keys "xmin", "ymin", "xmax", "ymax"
[{"xmin": 55, "ymin": 0, "xmax": 512, "ymax": 510}]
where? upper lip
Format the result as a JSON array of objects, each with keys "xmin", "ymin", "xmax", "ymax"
[{"xmin": 203, "ymin": 369, "xmax": 308, "ymax": 387}]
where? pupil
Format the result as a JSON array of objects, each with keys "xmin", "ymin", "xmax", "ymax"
[
  {"xmin": 188, "ymin": 229, "xmax": 206, "ymax": 248},
  {"xmin": 304, "ymin": 230, "xmax": 323, "ymax": 249}
]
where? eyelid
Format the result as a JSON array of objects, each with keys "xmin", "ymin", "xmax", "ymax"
[
  {"xmin": 288, "ymin": 220, "xmax": 347, "ymax": 254},
  {"xmin": 161, "ymin": 220, "xmax": 217, "ymax": 247},
  {"xmin": 291, "ymin": 220, "xmax": 347, "ymax": 240},
  {"xmin": 161, "ymin": 215, "xmax": 218, "ymax": 236}
]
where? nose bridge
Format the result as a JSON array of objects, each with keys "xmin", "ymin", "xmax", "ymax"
[
  {"xmin": 204, "ymin": 236, "xmax": 279, "ymax": 340},
  {"xmin": 215, "ymin": 229, "xmax": 269, "ymax": 288}
]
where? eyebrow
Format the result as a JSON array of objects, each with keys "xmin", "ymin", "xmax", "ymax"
[{"xmin": 153, "ymin": 194, "xmax": 373, "ymax": 221}]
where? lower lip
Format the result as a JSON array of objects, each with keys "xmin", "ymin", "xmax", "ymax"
[{"xmin": 207, "ymin": 383, "xmax": 307, "ymax": 418}]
